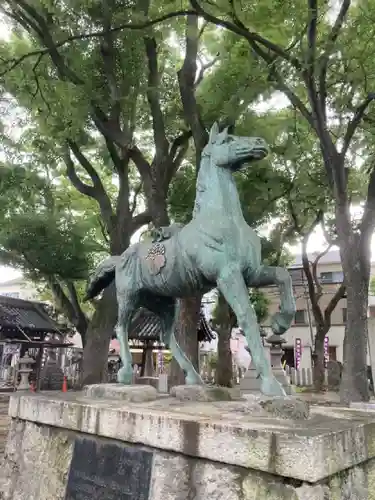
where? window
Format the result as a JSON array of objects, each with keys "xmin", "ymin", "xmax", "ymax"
[
  {"xmin": 342, "ymin": 308, "xmax": 347, "ymax": 323},
  {"xmin": 320, "ymin": 271, "xmax": 344, "ymax": 283},
  {"xmin": 294, "ymin": 309, "xmax": 306, "ymax": 325}
]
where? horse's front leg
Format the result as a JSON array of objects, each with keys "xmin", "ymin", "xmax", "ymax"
[
  {"xmin": 217, "ymin": 265, "xmax": 286, "ymax": 397},
  {"xmin": 246, "ymin": 265, "xmax": 296, "ymax": 335}
]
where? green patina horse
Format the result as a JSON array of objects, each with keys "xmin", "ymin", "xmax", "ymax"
[{"xmin": 85, "ymin": 123, "xmax": 296, "ymax": 396}]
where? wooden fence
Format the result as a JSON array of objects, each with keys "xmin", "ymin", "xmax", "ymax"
[{"xmin": 284, "ymin": 366, "xmax": 327, "ymax": 387}]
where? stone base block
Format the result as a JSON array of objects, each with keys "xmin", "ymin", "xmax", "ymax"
[
  {"xmin": 259, "ymin": 396, "xmax": 309, "ymax": 420},
  {"xmin": 134, "ymin": 376, "xmax": 159, "ymax": 389},
  {"xmin": 2, "ymin": 391, "xmax": 375, "ymax": 499},
  {"xmin": 83, "ymin": 383, "xmax": 158, "ymax": 402},
  {"xmin": 170, "ymin": 384, "xmax": 242, "ymax": 402},
  {"xmin": 240, "ymin": 367, "xmax": 294, "ymax": 395}
]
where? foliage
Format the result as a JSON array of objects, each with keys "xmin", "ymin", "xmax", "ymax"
[{"xmin": 249, "ymin": 289, "xmax": 270, "ymax": 324}]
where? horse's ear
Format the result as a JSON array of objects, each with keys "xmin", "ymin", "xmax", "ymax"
[
  {"xmin": 221, "ymin": 127, "xmax": 229, "ymax": 140},
  {"xmin": 216, "ymin": 126, "xmax": 229, "ymax": 144},
  {"xmin": 209, "ymin": 122, "xmax": 219, "ymax": 143}
]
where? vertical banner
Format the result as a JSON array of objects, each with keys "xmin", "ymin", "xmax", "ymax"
[
  {"xmin": 324, "ymin": 336, "xmax": 329, "ymax": 367},
  {"xmin": 295, "ymin": 338, "xmax": 302, "ymax": 369}
]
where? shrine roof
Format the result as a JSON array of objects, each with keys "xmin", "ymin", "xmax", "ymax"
[
  {"xmin": 0, "ymin": 296, "xmax": 63, "ymax": 338},
  {"xmin": 127, "ymin": 308, "xmax": 215, "ymax": 343}
]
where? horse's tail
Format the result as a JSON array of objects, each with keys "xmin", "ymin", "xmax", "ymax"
[{"xmin": 84, "ymin": 256, "xmax": 121, "ymax": 301}]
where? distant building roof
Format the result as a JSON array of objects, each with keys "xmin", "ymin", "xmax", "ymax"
[
  {"xmin": 290, "ymin": 249, "xmax": 341, "ymax": 268},
  {"xmin": 0, "ymin": 277, "xmax": 27, "ymax": 287},
  {"xmin": 0, "ymin": 296, "xmax": 64, "ymax": 339}
]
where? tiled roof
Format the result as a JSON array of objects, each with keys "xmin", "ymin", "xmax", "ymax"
[
  {"xmin": 0, "ymin": 295, "xmax": 60, "ymax": 333},
  {"xmin": 128, "ymin": 308, "xmax": 215, "ymax": 343}
]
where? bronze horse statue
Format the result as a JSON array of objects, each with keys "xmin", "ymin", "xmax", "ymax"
[{"xmin": 86, "ymin": 123, "xmax": 296, "ymax": 396}]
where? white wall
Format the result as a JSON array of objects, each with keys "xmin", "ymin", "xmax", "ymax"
[{"xmin": 0, "ymin": 278, "xmax": 39, "ymax": 301}]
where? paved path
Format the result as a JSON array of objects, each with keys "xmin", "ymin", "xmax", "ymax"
[{"xmin": 0, "ymin": 394, "xmax": 10, "ymax": 456}]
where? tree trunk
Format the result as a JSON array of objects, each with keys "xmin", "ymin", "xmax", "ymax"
[
  {"xmin": 215, "ymin": 293, "xmax": 233, "ymax": 387},
  {"xmin": 336, "ymin": 209, "xmax": 370, "ymax": 403},
  {"xmin": 312, "ymin": 326, "xmax": 327, "ymax": 392},
  {"xmin": 169, "ymin": 296, "xmax": 200, "ymax": 387},
  {"xmin": 339, "ymin": 265, "xmax": 370, "ymax": 403},
  {"xmin": 81, "ymin": 282, "xmax": 117, "ymax": 386}
]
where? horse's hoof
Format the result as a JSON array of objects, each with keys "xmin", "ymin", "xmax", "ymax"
[
  {"xmin": 260, "ymin": 376, "xmax": 286, "ymax": 397},
  {"xmin": 271, "ymin": 312, "xmax": 290, "ymax": 335},
  {"xmin": 117, "ymin": 367, "xmax": 133, "ymax": 385},
  {"xmin": 185, "ymin": 373, "xmax": 204, "ymax": 386}
]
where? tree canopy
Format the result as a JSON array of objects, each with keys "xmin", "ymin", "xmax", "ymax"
[{"xmin": 1, "ymin": 0, "xmax": 375, "ymax": 400}]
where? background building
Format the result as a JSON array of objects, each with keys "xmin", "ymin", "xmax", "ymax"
[
  {"xmin": 0, "ymin": 277, "xmax": 39, "ymax": 301},
  {"xmin": 262, "ymin": 250, "xmax": 375, "ymax": 369}
]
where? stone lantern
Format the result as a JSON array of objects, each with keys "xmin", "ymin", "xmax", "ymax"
[
  {"xmin": 17, "ymin": 351, "xmax": 36, "ymax": 391},
  {"xmin": 266, "ymin": 335, "xmax": 293, "ymax": 395}
]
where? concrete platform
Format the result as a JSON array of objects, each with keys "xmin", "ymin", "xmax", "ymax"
[
  {"xmin": 5, "ymin": 390, "xmax": 375, "ymax": 482},
  {"xmin": 2, "ymin": 389, "xmax": 375, "ymax": 499}
]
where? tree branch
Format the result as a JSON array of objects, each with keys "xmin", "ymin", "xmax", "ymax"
[
  {"xmin": 287, "ymin": 198, "xmax": 302, "ymax": 233},
  {"xmin": 305, "ymin": 0, "xmax": 325, "ymax": 127},
  {"xmin": 129, "ymin": 146, "xmax": 152, "ymax": 185},
  {"xmin": 99, "ymin": 1, "xmax": 122, "ymax": 132},
  {"xmin": 144, "ymin": 36, "xmax": 169, "ymax": 159},
  {"xmin": 130, "ymin": 182, "xmax": 143, "ymax": 215},
  {"xmin": 301, "ymin": 235, "xmax": 324, "ymax": 326},
  {"xmin": 323, "ymin": 0, "xmax": 352, "ymax": 56},
  {"xmin": 64, "ymin": 149, "xmax": 97, "ymax": 198},
  {"xmin": 68, "ymin": 140, "xmax": 107, "ymax": 191},
  {"xmin": 318, "ymin": 0, "xmax": 351, "ymax": 116},
  {"xmin": 132, "ymin": 210, "xmax": 151, "ymax": 232},
  {"xmin": 311, "ymin": 245, "xmax": 331, "ymax": 301},
  {"xmin": 45, "ymin": 276, "xmax": 88, "ymax": 339},
  {"xmin": 189, "ymin": 0, "xmax": 302, "ymax": 70},
  {"xmin": 178, "ymin": 14, "xmax": 208, "ymax": 166},
  {"xmin": 0, "ymin": 8, "xmax": 195, "ymax": 77},
  {"xmin": 195, "ymin": 54, "xmax": 219, "ymax": 87},
  {"xmin": 341, "ymin": 93, "xmax": 375, "ymax": 157},
  {"xmin": 324, "ymin": 283, "xmax": 346, "ymax": 325},
  {"xmin": 65, "ymin": 280, "xmax": 88, "ymax": 335},
  {"xmin": 64, "ymin": 143, "xmax": 114, "ymax": 226}
]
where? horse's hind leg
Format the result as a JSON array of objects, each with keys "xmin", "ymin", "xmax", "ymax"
[
  {"xmin": 116, "ymin": 292, "xmax": 138, "ymax": 385},
  {"xmin": 159, "ymin": 300, "xmax": 203, "ymax": 386},
  {"xmin": 247, "ymin": 265, "xmax": 296, "ymax": 335}
]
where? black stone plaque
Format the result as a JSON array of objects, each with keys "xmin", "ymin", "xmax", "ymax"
[{"xmin": 64, "ymin": 437, "xmax": 153, "ymax": 500}]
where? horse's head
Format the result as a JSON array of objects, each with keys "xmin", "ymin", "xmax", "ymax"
[{"xmin": 203, "ymin": 122, "xmax": 269, "ymax": 171}]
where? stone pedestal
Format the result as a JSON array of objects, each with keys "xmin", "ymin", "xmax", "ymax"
[{"xmin": 2, "ymin": 389, "xmax": 375, "ymax": 499}]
